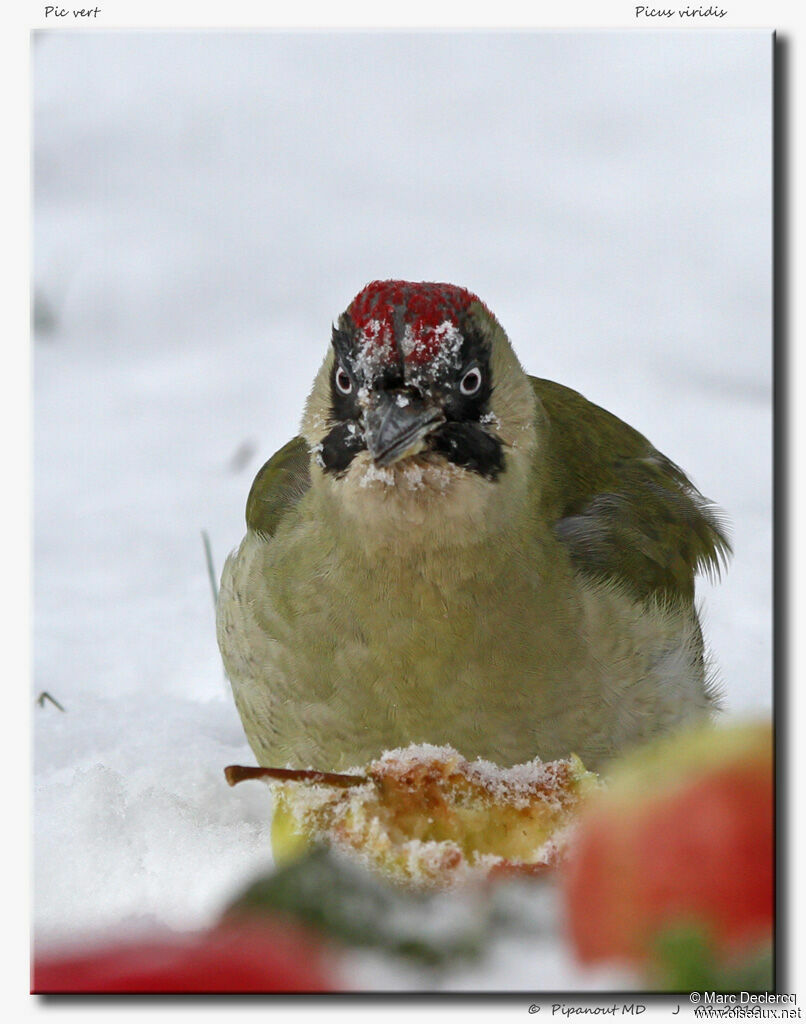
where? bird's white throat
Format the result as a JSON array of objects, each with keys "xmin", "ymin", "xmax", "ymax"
[{"xmin": 313, "ymin": 447, "xmax": 531, "ymax": 556}]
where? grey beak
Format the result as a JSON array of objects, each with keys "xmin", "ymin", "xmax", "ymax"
[{"xmin": 364, "ymin": 391, "xmax": 445, "ymax": 467}]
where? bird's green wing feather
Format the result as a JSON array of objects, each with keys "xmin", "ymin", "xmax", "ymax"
[
  {"xmin": 530, "ymin": 376, "xmax": 731, "ymax": 603},
  {"xmin": 245, "ymin": 436, "xmax": 311, "ymax": 539}
]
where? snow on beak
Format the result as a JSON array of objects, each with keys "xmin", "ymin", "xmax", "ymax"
[{"xmin": 363, "ymin": 390, "xmax": 445, "ymax": 467}]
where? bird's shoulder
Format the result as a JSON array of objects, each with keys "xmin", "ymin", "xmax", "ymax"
[
  {"xmin": 529, "ymin": 376, "xmax": 731, "ymax": 603},
  {"xmin": 245, "ymin": 435, "xmax": 312, "ymax": 539}
]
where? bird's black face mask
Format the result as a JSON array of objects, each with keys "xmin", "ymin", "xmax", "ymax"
[{"xmin": 318, "ymin": 281, "xmax": 505, "ymax": 481}]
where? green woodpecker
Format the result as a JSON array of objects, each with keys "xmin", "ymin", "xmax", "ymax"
[{"xmin": 217, "ymin": 281, "xmax": 730, "ymax": 772}]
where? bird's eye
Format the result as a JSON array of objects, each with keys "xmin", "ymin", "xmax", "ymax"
[
  {"xmin": 335, "ymin": 366, "xmax": 353, "ymax": 395},
  {"xmin": 459, "ymin": 367, "xmax": 482, "ymax": 396}
]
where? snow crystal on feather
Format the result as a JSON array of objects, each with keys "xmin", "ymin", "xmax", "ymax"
[
  {"xmin": 352, "ymin": 318, "xmax": 396, "ymax": 381},
  {"xmin": 356, "ymin": 456, "xmax": 460, "ymax": 492}
]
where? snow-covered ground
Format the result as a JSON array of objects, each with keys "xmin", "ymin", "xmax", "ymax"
[{"xmin": 33, "ymin": 30, "xmax": 772, "ymax": 988}]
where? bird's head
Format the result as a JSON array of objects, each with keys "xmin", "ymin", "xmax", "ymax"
[{"xmin": 301, "ymin": 281, "xmax": 539, "ymax": 545}]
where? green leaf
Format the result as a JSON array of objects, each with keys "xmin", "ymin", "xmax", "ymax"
[
  {"xmin": 651, "ymin": 923, "xmax": 773, "ymax": 992},
  {"xmin": 222, "ymin": 845, "xmax": 490, "ymax": 967}
]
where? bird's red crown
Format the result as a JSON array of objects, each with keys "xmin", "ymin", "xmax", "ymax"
[{"xmin": 348, "ymin": 280, "xmax": 484, "ymax": 367}]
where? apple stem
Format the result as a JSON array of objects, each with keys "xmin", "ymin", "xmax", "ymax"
[{"xmin": 224, "ymin": 765, "xmax": 369, "ymax": 788}]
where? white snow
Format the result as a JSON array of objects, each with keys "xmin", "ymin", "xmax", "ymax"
[
  {"xmin": 400, "ymin": 319, "xmax": 464, "ymax": 372},
  {"xmin": 33, "ymin": 29, "xmax": 772, "ymax": 990}
]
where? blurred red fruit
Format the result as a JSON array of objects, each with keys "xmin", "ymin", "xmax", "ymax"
[
  {"xmin": 33, "ymin": 919, "xmax": 338, "ymax": 993},
  {"xmin": 562, "ymin": 721, "xmax": 773, "ymax": 969}
]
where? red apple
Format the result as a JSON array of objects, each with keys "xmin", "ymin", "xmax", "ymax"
[
  {"xmin": 562, "ymin": 721, "xmax": 773, "ymax": 973},
  {"xmin": 33, "ymin": 918, "xmax": 338, "ymax": 993}
]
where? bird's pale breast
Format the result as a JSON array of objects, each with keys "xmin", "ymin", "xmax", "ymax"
[{"xmin": 217, "ymin": 497, "xmax": 711, "ymax": 772}]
